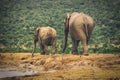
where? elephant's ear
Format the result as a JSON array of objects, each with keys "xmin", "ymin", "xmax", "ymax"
[
  {"xmin": 67, "ymin": 13, "xmax": 71, "ymax": 19},
  {"xmin": 34, "ymin": 27, "xmax": 40, "ymax": 36},
  {"xmin": 36, "ymin": 27, "xmax": 40, "ymax": 31},
  {"xmin": 64, "ymin": 19, "xmax": 65, "ymax": 23}
]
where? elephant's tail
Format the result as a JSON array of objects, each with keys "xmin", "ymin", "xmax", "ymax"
[
  {"xmin": 62, "ymin": 29, "xmax": 69, "ymax": 53},
  {"xmin": 84, "ymin": 24, "xmax": 89, "ymax": 39}
]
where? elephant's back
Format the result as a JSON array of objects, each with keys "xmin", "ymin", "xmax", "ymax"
[
  {"xmin": 39, "ymin": 26, "xmax": 57, "ymax": 39},
  {"xmin": 76, "ymin": 13, "xmax": 94, "ymax": 26},
  {"xmin": 69, "ymin": 12, "xmax": 94, "ymax": 40},
  {"xmin": 46, "ymin": 26, "xmax": 57, "ymax": 37}
]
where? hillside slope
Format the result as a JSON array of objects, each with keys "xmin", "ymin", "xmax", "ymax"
[{"xmin": 0, "ymin": 0, "xmax": 120, "ymax": 52}]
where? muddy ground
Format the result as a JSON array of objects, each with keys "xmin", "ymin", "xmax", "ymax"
[{"xmin": 0, "ymin": 53, "xmax": 120, "ymax": 80}]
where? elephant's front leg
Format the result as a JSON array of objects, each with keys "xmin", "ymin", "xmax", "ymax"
[
  {"xmin": 32, "ymin": 39, "xmax": 37, "ymax": 57},
  {"xmin": 71, "ymin": 38, "xmax": 78, "ymax": 54}
]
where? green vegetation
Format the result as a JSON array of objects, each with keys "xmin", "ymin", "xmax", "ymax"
[{"xmin": 0, "ymin": 0, "xmax": 120, "ymax": 53}]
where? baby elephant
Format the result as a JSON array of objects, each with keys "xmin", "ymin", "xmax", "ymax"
[{"xmin": 32, "ymin": 26, "xmax": 57, "ymax": 56}]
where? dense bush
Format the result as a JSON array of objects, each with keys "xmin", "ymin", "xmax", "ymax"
[{"xmin": 0, "ymin": 0, "xmax": 120, "ymax": 53}]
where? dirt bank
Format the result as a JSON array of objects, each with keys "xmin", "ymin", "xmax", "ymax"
[{"xmin": 0, "ymin": 53, "xmax": 120, "ymax": 80}]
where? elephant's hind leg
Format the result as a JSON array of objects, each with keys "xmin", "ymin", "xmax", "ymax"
[
  {"xmin": 71, "ymin": 38, "xmax": 79, "ymax": 55},
  {"xmin": 82, "ymin": 38, "xmax": 89, "ymax": 55},
  {"xmin": 51, "ymin": 38, "xmax": 57, "ymax": 54},
  {"xmin": 39, "ymin": 43, "xmax": 45, "ymax": 55},
  {"xmin": 44, "ymin": 45, "xmax": 49, "ymax": 55},
  {"xmin": 78, "ymin": 30, "xmax": 89, "ymax": 55}
]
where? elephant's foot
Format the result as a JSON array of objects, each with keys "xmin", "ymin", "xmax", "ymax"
[
  {"xmin": 41, "ymin": 53, "xmax": 45, "ymax": 55},
  {"xmin": 32, "ymin": 54, "xmax": 34, "ymax": 57},
  {"xmin": 41, "ymin": 51, "xmax": 45, "ymax": 55},
  {"xmin": 46, "ymin": 53, "xmax": 50, "ymax": 55},
  {"xmin": 73, "ymin": 53, "xmax": 78, "ymax": 55},
  {"xmin": 72, "ymin": 51, "xmax": 78, "ymax": 55},
  {"xmin": 82, "ymin": 53, "xmax": 89, "ymax": 56}
]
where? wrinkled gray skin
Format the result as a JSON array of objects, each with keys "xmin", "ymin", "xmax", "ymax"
[
  {"xmin": 63, "ymin": 12, "xmax": 95, "ymax": 55},
  {"xmin": 32, "ymin": 26, "xmax": 57, "ymax": 57}
]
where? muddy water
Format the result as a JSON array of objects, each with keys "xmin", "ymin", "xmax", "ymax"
[
  {"xmin": 0, "ymin": 68, "xmax": 38, "ymax": 78},
  {"xmin": 0, "ymin": 53, "xmax": 120, "ymax": 80}
]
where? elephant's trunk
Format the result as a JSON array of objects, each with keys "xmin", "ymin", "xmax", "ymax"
[
  {"xmin": 32, "ymin": 28, "xmax": 39, "ymax": 57},
  {"xmin": 62, "ymin": 28, "xmax": 69, "ymax": 53}
]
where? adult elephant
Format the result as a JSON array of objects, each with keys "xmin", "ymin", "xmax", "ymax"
[
  {"xmin": 63, "ymin": 12, "xmax": 95, "ymax": 55},
  {"xmin": 32, "ymin": 26, "xmax": 57, "ymax": 57}
]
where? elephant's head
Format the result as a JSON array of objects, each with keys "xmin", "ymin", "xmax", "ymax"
[{"xmin": 63, "ymin": 13, "xmax": 71, "ymax": 53}]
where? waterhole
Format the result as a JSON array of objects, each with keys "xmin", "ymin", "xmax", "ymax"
[{"xmin": 0, "ymin": 68, "xmax": 38, "ymax": 78}]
